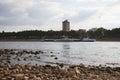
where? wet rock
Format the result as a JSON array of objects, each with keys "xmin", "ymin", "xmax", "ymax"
[
  {"xmin": 54, "ymin": 57, "xmax": 58, "ymax": 60},
  {"xmin": 23, "ymin": 58, "xmax": 26, "ymax": 61},
  {"xmin": 50, "ymin": 55, "xmax": 55, "ymax": 57},
  {"xmin": 45, "ymin": 65, "xmax": 51, "ymax": 67},
  {"xmin": 6, "ymin": 60, "xmax": 11, "ymax": 64},
  {"xmin": 37, "ymin": 57, "xmax": 40, "ymax": 59},
  {"xmin": 58, "ymin": 63, "xmax": 64, "ymax": 68},
  {"xmin": 79, "ymin": 63, "xmax": 85, "ymax": 68},
  {"xmin": 106, "ymin": 66, "xmax": 113, "ymax": 73},
  {"xmin": 17, "ymin": 58, "xmax": 20, "ymax": 61},
  {"xmin": 50, "ymin": 51, "xmax": 53, "ymax": 53},
  {"xmin": 69, "ymin": 65, "xmax": 76, "ymax": 69},
  {"xmin": 10, "ymin": 52, "xmax": 15, "ymax": 54},
  {"xmin": 39, "ymin": 51, "xmax": 44, "ymax": 54},
  {"xmin": 0, "ymin": 49, "xmax": 5, "ymax": 54},
  {"xmin": 35, "ymin": 51, "xmax": 39, "ymax": 55},
  {"xmin": 29, "ymin": 55, "xmax": 32, "ymax": 57}
]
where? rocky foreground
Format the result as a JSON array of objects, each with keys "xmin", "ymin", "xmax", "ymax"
[
  {"xmin": 0, "ymin": 49, "xmax": 120, "ymax": 80},
  {"xmin": 0, "ymin": 64, "xmax": 120, "ymax": 80}
]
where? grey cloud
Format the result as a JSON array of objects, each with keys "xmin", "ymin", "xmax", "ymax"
[
  {"xmin": 0, "ymin": 0, "xmax": 61, "ymax": 25},
  {"xmin": 69, "ymin": 10, "xmax": 97, "ymax": 23},
  {"xmin": 0, "ymin": 4, "xmax": 13, "ymax": 17},
  {"xmin": 28, "ymin": 8, "xmax": 55, "ymax": 19}
]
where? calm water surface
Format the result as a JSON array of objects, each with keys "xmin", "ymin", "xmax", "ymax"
[{"xmin": 0, "ymin": 41, "xmax": 120, "ymax": 66}]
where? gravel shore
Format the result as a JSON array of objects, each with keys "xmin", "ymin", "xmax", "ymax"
[
  {"xmin": 0, "ymin": 64, "xmax": 120, "ymax": 80},
  {"xmin": 0, "ymin": 49, "xmax": 120, "ymax": 80}
]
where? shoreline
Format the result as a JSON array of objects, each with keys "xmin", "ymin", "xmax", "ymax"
[
  {"xmin": 0, "ymin": 39, "xmax": 120, "ymax": 42},
  {"xmin": 0, "ymin": 49, "xmax": 120, "ymax": 79}
]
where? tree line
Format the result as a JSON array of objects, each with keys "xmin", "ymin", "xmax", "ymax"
[
  {"xmin": 0, "ymin": 27, "xmax": 120, "ymax": 40},
  {"xmin": 88, "ymin": 28, "xmax": 120, "ymax": 39}
]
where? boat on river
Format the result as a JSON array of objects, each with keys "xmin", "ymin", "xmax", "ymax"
[
  {"xmin": 42, "ymin": 38, "xmax": 96, "ymax": 42},
  {"xmin": 81, "ymin": 38, "xmax": 96, "ymax": 42}
]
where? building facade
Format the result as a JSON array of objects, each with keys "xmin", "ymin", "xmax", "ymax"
[
  {"xmin": 89, "ymin": 28, "xmax": 98, "ymax": 32},
  {"xmin": 62, "ymin": 20, "xmax": 70, "ymax": 31}
]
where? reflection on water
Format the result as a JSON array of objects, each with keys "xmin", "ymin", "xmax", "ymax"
[
  {"xmin": 0, "ymin": 42, "xmax": 120, "ymax": 66},
  {"xmin": 61, "ymin": 43, "xmax": 71, "ymax": 64},
  {"xmin": 62, "ymin": 43, "xmax": 70, "ymax": 56}
]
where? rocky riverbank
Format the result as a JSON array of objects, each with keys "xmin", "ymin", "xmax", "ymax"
[
  {"xmin": 0, "ymin": 49, "xmax": 120, "ymax": 80},
  {"xmin": 0, "ymin": 64, "xmax": 120, "ymax": 80}
]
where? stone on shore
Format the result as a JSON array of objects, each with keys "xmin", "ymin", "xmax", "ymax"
[{"xmin": 0, "ymin": 64, "xmax": 120, "ymax": 80}]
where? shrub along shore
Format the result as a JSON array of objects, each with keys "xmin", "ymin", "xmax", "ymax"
[{"xmin": 0, "ymin": 49, "xmax": 120, "ymax": 80}]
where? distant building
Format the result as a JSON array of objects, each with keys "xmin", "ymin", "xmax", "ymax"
[
  {"xmin": 78, "ymin": 29, "xmax": 86, "ymax": 32},
  {"xmin": 62, "ymin": 20, "xmax": 70, "ymax": 31},
  {"xmin": 89, "ymin": 28, "xmax": 98, "ymax": 32}
]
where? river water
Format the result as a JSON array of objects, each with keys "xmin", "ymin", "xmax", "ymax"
[{"xmin": 0, "ymin": 41, "xmax": 120, "ymax": 66}]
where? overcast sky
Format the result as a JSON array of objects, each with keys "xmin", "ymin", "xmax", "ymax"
[{"xmin": 0, "ymin": 0, "xmax": 120, "ymax": 32}]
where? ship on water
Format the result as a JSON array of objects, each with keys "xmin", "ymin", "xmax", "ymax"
[{"xmin": 42, "ymin": 37, "xmax": 96, "ymax": 42}]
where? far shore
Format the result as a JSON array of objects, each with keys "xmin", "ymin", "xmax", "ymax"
[{"xmin": 0, "ymin": 38, "xmax": 120, "ymax": 42}]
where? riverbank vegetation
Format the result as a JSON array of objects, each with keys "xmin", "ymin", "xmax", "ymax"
[{"xmin": 0, "ymin": 28, "xmax": 120, "ymax": 41}]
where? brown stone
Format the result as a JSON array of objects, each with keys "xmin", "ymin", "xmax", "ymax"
[
  {"xmin": 79, "ymin": 63, "xmax": 85, "ymax": 68},
  {"xmin": 35, "ymin": 77, "xmax": 42, "ymax": 80},
  {"xmin": 1, "ymin": 77, "xmax": 6, "ymax": 80},
  {"xmin": 11, "ymin": 74, "xmax": 24, "ymax": 80},
  {"xmin": 23, "ymin": 76, "xmax": 29, "ymax": 80},
  {"xmin": 75, "ymin": 67, "xmax": 80, "ymax": 74}
]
